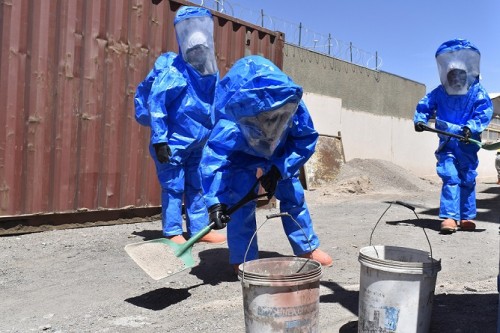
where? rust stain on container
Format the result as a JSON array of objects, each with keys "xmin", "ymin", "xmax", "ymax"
[
  {"xmin": 304, "ymin": 135, "xmax": 345, "ymax": 188},
  {"xmin": 0, "ymin": 0, "xmax": 283, "ymax": 220}
]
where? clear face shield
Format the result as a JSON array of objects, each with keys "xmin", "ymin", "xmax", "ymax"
[
  {"xmin": 239, "ymin": 102, "xmax": 298, "ymax": 158},
  {"xmin": 175, "ymin": 16, "xmax": 218, "ymax": 75},
  {"xmin": 436, "ymin": 49, "xmax": 480, "ymax": 95}
]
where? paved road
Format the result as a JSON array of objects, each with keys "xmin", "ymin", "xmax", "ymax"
[{"xmin": 0, "ymin": 182, "xmax": 498, "ymax": 332}]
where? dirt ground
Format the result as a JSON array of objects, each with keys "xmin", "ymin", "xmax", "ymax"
[{"xmin": 1, "ymin": 158, "xmax": 499, "ymax": 333}]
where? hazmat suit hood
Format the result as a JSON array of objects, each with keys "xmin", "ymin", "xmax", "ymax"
[
  {"xmin": 174, "ymin": 6, "xmax": 218, "ymax": 75},
  {"xmin": 216, "ymin": 55, "xmax": 302, "ymax": 158},
  {"xmin": 435, "ymin": 38, "xmax": 480, "ymax": 95}
]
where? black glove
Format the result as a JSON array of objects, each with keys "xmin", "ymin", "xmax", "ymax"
[
  {"xmin": 414, "ymin": 122, "xmax": 425, "ymax": 132},
  {"xmin": 461, "ymin": 126, "xmax": 471, "ymax": 142},
  {"xmin": 153, "ymin": 143, "xmax": 171, "ymax": 163},
  {"xmin": 208, "ymin": 204, "xmax": 231, "ymax": 230},
  {"xmin": 260, "ymin": 165, "xmax": 281, "ymax": 198},
  {"xmin": 151, "ymin": 0, "xmax": 163, "ymax": 4}
]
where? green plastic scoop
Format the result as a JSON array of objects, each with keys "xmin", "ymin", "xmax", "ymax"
[{"xmin": 125, "ymin": 181, "xmax": 268, "ymax": 280}]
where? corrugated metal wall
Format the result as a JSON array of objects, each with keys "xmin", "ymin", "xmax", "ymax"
[{"xmin": 0, "ymin": 0, "xmax": 283, "ymax": 218}]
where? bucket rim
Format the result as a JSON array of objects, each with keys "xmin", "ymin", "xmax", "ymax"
[
  {"xmin": 238, "ymin": 257, "xmax": 323, "ymax": 286},
  {"xmin": 359, "ymin": 245, "xmax": 442, "ymax": 275}
]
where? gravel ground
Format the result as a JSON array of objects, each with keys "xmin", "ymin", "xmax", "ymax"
[{"xmin": 1, "ymin": 159, "xmax": 499, "ymax": 333}]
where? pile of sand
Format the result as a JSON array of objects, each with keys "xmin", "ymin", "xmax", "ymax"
[{"xmin": 328, "ymin": 158, "xmax": 439, "ymax": 195}]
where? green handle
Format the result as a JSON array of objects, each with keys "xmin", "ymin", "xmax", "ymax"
[
  {"xmin": 421, "ymin": 124, "xmax": 482, "ymax": 148},
  {"xmin": 174, "ymin": 224, "xmax": 213, "ymax": 257},
  {"xmin": 173, "ymin": 180, "xmax": 269, "ymax": 258},
  {"xmin": 468, "ymin": 138, "xmax": 482, "ymax": 147}
]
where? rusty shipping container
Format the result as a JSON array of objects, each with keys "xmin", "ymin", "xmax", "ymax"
[{"xmin": 0, "ymin": 0, "xmax": 283, "ymax": 231}]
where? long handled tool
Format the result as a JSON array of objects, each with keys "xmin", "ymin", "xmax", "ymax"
[
  {"xmin": 125, "ymin": 180, "xmax": 268, "ymax": 280},
  {"xmin": 421, "ymin": 123, "xmax": 500, "ymax": 150}
]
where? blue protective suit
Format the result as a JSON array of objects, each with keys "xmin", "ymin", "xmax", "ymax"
[
  {"xmin": 134, "ymin": 7, "xmax": 218, "ymax": 237},
  {"xmin": 201, "ymin": 55, "xmax": 320, "ymax": 264},
  {"xmin": 414, "ymin": 39, "xmax": 493, "ymax": 221}
]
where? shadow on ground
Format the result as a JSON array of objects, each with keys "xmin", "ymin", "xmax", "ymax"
[
  {"xmin": 408, "ymin": 184, "xmax": 500, "ymax": 224},
  {"xmin": 125, "ymin": 284, "xmax": 203, "ymax": 310},
  {"xmin": 386, "ymin": 218, "xmax": 488, "ymax": 234},
  {"xmin": 320, "ymin": 281, "xmax": 358, "ymax": 316},
  {"xmin": 336, "ymin": 292, "xmax": 498, "ymax": 333},
  {"xmin": 131, "ymin": 229, "xmax": 164, "ymax": 240},
  {"xmin": 125, "ymin": 249, "xmax": 285, "ymax": 310}
]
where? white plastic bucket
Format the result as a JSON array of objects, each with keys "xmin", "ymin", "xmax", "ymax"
[
  {"xmin": 238, "ymin": 257, "xmax": 322, "ymax": 333},
  {"xmin": 358, "ymin": 245, "xmax": 441, "ymax": 333}
]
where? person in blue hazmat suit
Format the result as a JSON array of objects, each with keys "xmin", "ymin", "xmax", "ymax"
[
  {"xmin": 201, "ymin": 55, "xmax": 333, "ymax": 272},
  {"xmin": 134, "ymin": 6, "xmax": 225, "ymax": 244},
  {"xmin": 414, "ymin": 38, "xmax": 493, "ymax": 233}
]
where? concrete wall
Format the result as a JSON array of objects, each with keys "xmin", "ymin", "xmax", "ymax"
[{"xmin": 283, "ymin": 44, "xmax": 497, "ymax": 182}]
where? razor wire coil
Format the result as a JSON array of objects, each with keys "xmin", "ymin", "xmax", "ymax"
[{"xmin": 196, "ymin": 0, "xmax": 383, "ymax": 71}]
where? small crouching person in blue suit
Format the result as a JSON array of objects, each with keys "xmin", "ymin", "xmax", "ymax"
[{"xmin": 200, "ymin": 55, "xmax": 333, "ymax": 273}]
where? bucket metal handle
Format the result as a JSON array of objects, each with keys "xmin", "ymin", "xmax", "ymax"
[
  {"xmin": 241, "ymin": 212, "xmax": 314, "ymax": 284},
  {"xmin": 369, "ymin": 201, "xmax": 434, "ymax": 261}
]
